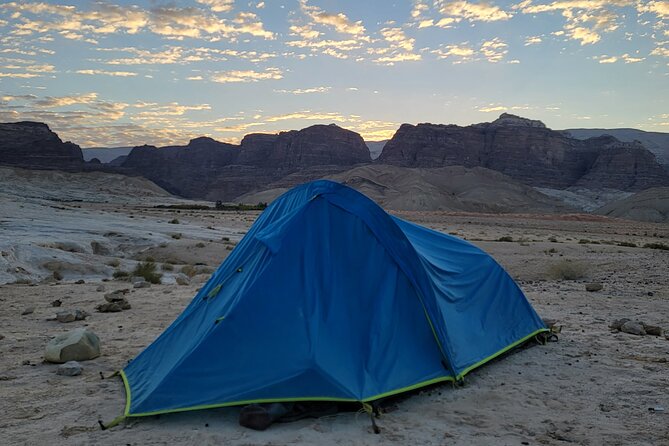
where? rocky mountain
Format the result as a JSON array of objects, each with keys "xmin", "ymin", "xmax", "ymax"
[
  {"xmin": 121, "ymin": 124, "xmax": 371, "ymax": 200},
  {"xmin": 0, "ymin": 122, "xmax": 83, "ymax": 170},
  {"xmin": 566, "ymin": 128, "xmax": 669, "ymax": 169},
  {"xmin": 377, "ymin": 114, "xmax": 669, "ymax": 191}
]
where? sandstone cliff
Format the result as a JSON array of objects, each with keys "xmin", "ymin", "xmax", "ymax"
[
  {"xmin": 122, "ymin": 124, "xmax": 371, "ymax": 200},
  {"xmin": 0, "ymin": 122, "xmax": 83, "ymax": 170},
  {"xmin": 377, "ymin": 114, "xmax": 669, "ymax": 191}
]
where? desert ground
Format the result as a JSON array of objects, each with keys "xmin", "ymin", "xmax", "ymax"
[{"xmin": 1, "ymin": 168, "xmax": 668, "ymax": 445}]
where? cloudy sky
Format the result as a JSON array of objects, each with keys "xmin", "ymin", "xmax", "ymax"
[{"xmin": 0, "ymin": 0, "xmax": 667, "ymax": 147}]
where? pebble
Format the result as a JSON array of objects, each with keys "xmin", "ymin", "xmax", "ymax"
[
  {"xmin": 620, "ymin": 320, "xmax": 646, "ymax": 336},
  {"xmin": 56, "ymin": 361, "xmax": 83, "ymax": 376},
  {"xmin": 133, "ymin": 280, "xmax": 150, "ymax": 289},
  {"xmin": 585, "ymin": 283, "xmax": 603, "ymax": 292},
  {"xmin": 51, "ymin": 299, "xmax": 62, "ymax": 307},
  {"xmin": 56, "ymin": 309, "xmax": 89, "ymax": 323},
  {"xmin": 21, "ymin": 307, "xmax": 35, "ymax": 315},
  {"xmin": 75, "ymin": 279, "xmax": 85, "ymax": 284},
  {"xmin": 96, "ymin": 285, "xmax": 106, "ymax": 292}
]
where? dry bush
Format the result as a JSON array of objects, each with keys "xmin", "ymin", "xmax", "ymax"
[
  {"xmin": 547, "ymin": 260, "xmax": 588, "ymax": 280},
  {"xmin": 133, "ymin": 261, "xmax": 162, "ymax": 284}
]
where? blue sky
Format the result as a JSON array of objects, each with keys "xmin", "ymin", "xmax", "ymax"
[{"xmin": 0, "ymin": 0, "xmax": 667, "ymax": 147}]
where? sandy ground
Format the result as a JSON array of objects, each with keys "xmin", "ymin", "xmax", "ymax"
[{"xmin": 1, "ymin": 171, "xmax": 669, "ymax": 445}]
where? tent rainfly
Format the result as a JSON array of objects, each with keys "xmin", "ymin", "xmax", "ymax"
[{"xmin": 104, "ymin": 180, "xmax": 548, "ymax": 427}]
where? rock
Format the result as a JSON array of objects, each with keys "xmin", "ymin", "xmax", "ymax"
[
  {"xmin": 610, "ymin": 318, "xmax": 631, "ymax": 330},
  {"xmin": 51, "ymin": 299, "xmax": 62, "ymax": 307},
  {"xmin": 620, "ymin": 321, "xmax": 646, "ymax": 336},
  {"xmin": 21, "ymin": 307, "xmax": 35, "ymax": 315},
  {"xmin": 96, "ymin": 302, "xmax": 123, "ymax": 313},
  {"xmin": 585, "ymin": 283, "xmax": 603, "ymax": 292},
  {"xmin": 75, "ymin": 279, "xmax": 85, "ymax": 284},
  {"xmin": 90, "ymin": 240, "xmax": 111, "ymax": 255},
  {"xmin": 56, "ymin": 361, "xmax": 83, "ymax": 376},
  {"xmin": 44, "ymin": 328, "xmax": 100, "ymax": 363},
  {"xmin": 133, "ymin": 280, "xmax": 150, "ymax": 289},
  {"xmin": 643, "ymin": 324, "xmax": 663, "ymax": 336},
  {"xmin": 175, "ymin": 273, "xmax": 190, "ymax": 286},
  {"xmin": 104, "ymin": 289, "xmax": 129, "ymax": 302},
  {"xmin": 377, "ymin": 114, "xmax": 669, "ymax": 192},
  {"xmin": 0, "ymin": 334, "xmax": 5, "ymax": 340},
  {"xmin": 0, "ymin": 122, "xmax": 84, "ymax": 170},
  {"xmin": 121, "ymin": 124, "xmax": 371, "ymax": 201},
  {"xmin": 56, "ymin": 309, "xmax": 89, "ymax": 323},
  {"xmin": 96, "ymin": 285, "xmax": 106, "ymax": 292}
]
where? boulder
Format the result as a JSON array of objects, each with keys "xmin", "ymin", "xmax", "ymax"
[
  {"xmin": 620, "ymin": 321, "xmax": 646, "ymax": 336},
  {"xmin": 44, "ymin": 328, "xmax": 100, "ymax": 363},
  {"xmin": 96, "ymin": 302, "xmax": 123, "ymax": 313},
  {"xmin": 56, "ymin": 361, "xmax": 83, "ymax": 376}
]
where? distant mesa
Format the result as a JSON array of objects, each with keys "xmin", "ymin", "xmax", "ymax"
[
  {"xmin": 121, "ymin": 124, "xmax": 371, "ymax": 200},
  {"xmin": 377, "ymin": 114, "xmax": 669, "ymax": 192},
  {"xmin": 0, "ymin": 121, "xmax": 84, "ymax": 170},
  {"xmin": 1, "ymin": 115, "xmax": 668, "ymax": 219}
]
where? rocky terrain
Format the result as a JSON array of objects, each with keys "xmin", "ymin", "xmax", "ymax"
[
  {"xmin": 2, "ymin": 116, "xmax": 669, "ymax": 220},
  {"xmin": 567, "ymin": 128, "xmax": 669, "ymax": 169},
  {"xmin": 377, "ymin": 114, "xmax": 669, "ymax": 192},
  {"xmin": 121, "ymin": 124, "xmax": 370, "ymax": 200},
  {"xmin": 0, "ymin": 122, "xmax": 84, "ymax": 170},
  {"xmin": 595, "ymin": 187, "xmax": 669, "ymax": 223},
  {"xmin": 1, "ymin": 179, "xmax": 668, "ymax": 444},
  {"xmin": 239, "ymin": 164, "xmax": 573, "ymax": 214}
]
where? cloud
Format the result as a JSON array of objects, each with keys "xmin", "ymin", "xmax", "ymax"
[
  {"xmin": 274, "ymin": 87, "xmax": 331, "ymax": 94},
  {"xmin": 515, "ymin": 0, "xmax": 630, "ymax": 46},
  {"xmin": 1, "ymin": 2, "xmax": 275, "ymax": 41},
  {"xmin": 432, "ymin": 39, "xmax": 507, "ymax": 63},
  {"xmin": 211, "ymin": 68, "xmax": 283, "ymax": 83},
  {"xmin": 33, "ymin": 93, "xmax": 99, "ymax": 108},
  {"xmin": 437, "ymin": 1, "xmax": 512, "ymax": 22},
  {"xmin": 650, "ymin": 46, "xmax": 669, "ymax": 57},
  {"xmin": 525, "ymin": 36, "xmax": 543, "ymax": 45},
  {"xmin": 76, "ymin": 69, "xmax": 138, "ymax": 77},
  {"xmin": 299, "ymin": 0, "xmax": 366, "ymax": 36},
  {"xmin": 195, "ymin": 0, "xmax": 235, "ymax": 13},
  {"xmin": 597, "ymin": 55, "xmax": 618, "ymax": 63}
]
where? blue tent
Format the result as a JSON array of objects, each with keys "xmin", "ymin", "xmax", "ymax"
[{"xmin": 118, "ymin": 180, "xmax": 547, "ymax": 420}]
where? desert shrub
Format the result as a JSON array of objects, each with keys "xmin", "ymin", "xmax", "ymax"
[
  {"xmin": 195, "ymin": 242, "xmax": 206, "ymax": 248},
  {"xmin": 144, "ymin": 256, "xmax": 155, "ymax": 262},
  {"xmin": 171, "ymin": 233, "xmax": 182, "ymax": 240},
  {"xmin": 544, "ymin": 248, "xmax": 558, "ymax": 255},
  {"xmin": 169, "ymin": 218, "xmax": 180, "ymax": 224},
  {"xmin": 547, "ymin": 260, "xmax": 588, "ymax": 280},
  {"xmin": 617, "ymin": 241, "xmax": 637, "ymax": 248},
  {"xmin": 161, "ymin": 263, "xmax": 174, "ymax": 271},
  {"xmin": 52, "ymin": 271, "xmax": 63, "ymax": 281},
  {"xmin": 578, "ymin": 239, "xmax": 590, "ymax": 244},
  {"xmin": 113, "ymin": 270, "xmax": 130, "ymax": 279},
  {"xmin": 222, "ymin": 236, "xmax": 230, "ymax": 242},
  {"xmin": 133, "ymin": 261, "xmax": 162, "ymax": 284},
  {"xmin": 548, "ymin": 236, "xmax": 558, "ymax": 243},
  {"xmin": 498, "ymin": 236, "xmax": 514, "ymax": 242},
  {"xmin": 181, "ymin": 265, "xmax": 197, "ymax": 278},
  {"xmin": 107, "ymin": 259, "xmax": 121, "ymax": 267},
  {"xmin": 644, "ymin": 242, "xmax": 669, "ymax": 250}
]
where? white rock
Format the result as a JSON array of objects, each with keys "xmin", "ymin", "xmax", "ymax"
[{"xmin": 45, "ymin": 328, "xmax": 100, "ymax": 363}]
